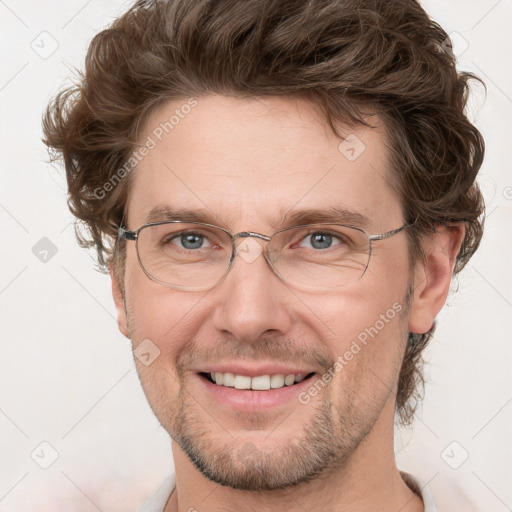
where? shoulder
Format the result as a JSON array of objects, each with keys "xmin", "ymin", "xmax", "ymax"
[
  {"xmin": 137, "ymin": 474, "xmax": 176, "ymax": 512},
  {"xmin": 401, "ymin": 471, "xmax": 437, "ymax": 512}
]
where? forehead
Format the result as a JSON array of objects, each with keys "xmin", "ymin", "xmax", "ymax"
[{"xmin": 126, "ymin": 95, "xmax": 402, "ymax": 231}]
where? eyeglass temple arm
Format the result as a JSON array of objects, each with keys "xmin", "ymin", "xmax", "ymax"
[
  {"xmin": 368, "ymin": 222, "xmax": 412, "ymax": 242},
  {"xmin": 118, "ymin": 226, "xmax": 137, "ymax": 241}
]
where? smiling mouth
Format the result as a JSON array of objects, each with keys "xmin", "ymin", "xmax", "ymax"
[{"xmin": 199, "ymin": 371, "xmax": 316, "ymax": 391}]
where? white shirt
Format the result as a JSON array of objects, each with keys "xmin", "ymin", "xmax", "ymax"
[{"xmin": 138, "ymin": 471, "xmax": 437, "ymax": 512}]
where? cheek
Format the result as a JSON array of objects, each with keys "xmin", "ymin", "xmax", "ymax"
[
  {"xmin": 123, "ymin": 254, "xmax": 209, "ymax": 390},
  {"xmin": 298, "ymin": 276, "xmax": 409, "ymax": 406},
  {"xmin": 124, "ymin": 245, "xmax": 198, "ymax": 341},
  {"xmin": 124, "ymin": 274, "xmax": 211, "ymax": 419},
  {"xmin": 300, "ymin": 279, "xmax": 407, "ymax": 352},
  {"xmin": 127, "ymin": 280, "xmax": 205, "ymax": 355}
]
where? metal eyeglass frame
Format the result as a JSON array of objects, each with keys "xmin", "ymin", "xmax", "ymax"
[{"xmin": 118, "ymin": 220, "xmax": 413, "ymax": 291}]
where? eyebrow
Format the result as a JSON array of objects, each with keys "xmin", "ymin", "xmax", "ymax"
[
  {"xmin": 145, "ymin": 205, "xmax": 220, "ymax": 225},
  {"xmin": 143, "ymin": 205, "xmax": 371, "ymax": 231},
  {"xmin": 278, "ymin": 207, "xmax": 370, "ymax": 230}
]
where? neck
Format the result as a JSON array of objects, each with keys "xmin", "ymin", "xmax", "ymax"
[{"xmin": 163, "ymin": 400, "xmax": 424, "ymax": 512}]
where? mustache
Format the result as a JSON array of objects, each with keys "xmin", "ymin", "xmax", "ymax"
[{"xmin": 176, "ymin": 335, "xmax": 334, "ymax": 374}]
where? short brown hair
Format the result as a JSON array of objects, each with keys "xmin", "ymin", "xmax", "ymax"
[{"xmin": 42, "ymin": 0, "xmax": 485, "ymax": 425}]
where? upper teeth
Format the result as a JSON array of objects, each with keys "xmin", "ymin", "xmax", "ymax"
[{"xmin": 210, "ymin": 372, "xmax": 308, "ymax": 390}]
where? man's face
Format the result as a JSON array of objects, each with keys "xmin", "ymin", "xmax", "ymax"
[{"xmin": 117, "ymin": 95, "xmax": 414, "ymax": 490}]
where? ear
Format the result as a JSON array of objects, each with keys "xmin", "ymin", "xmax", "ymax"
[
  {"xmin": 109, "ymin": 263, "xmax": 129, "ymax": 338},
  {"xmin": 408, "ymin": 224, "xmax": 465, "ymax": 334}
]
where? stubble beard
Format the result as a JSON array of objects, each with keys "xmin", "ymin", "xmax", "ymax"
[{"xmin": 161, "ymin": 373, "xmax": 382, "ymax": 492}]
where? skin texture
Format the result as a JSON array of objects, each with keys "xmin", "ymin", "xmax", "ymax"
[{"xmin": 110, "ymin": 95, "xmax": 464, "ymax": 511}]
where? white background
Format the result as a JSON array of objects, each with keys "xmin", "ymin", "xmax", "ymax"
[{"xmin": 0, "ymin": 1, "xmax": 511, "ymax": 510}]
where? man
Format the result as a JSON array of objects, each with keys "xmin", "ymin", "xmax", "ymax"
[{"xmin": 43, "ymin": 0, "xmax": 485, "ymax": 510}]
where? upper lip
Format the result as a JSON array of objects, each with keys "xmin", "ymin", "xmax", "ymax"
[{"xmin": 196, "ymin": 363, "xmax": 317, "ymax": 378}]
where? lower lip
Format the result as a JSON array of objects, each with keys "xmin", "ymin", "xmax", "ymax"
[{"xmin": 196, "ymin": 373, "xmax": 316, "ymax": 410}]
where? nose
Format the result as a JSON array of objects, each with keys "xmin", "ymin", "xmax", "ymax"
[{"xmin": 211, "ymin": 237, "xmax": 292, "ymax": 342}]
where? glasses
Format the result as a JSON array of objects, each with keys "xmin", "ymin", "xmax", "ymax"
[{"xmin": 118, "ymin": 220, "xmax": 412, "ymax": 292}]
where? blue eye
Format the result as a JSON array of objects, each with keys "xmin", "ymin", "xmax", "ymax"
[
  {"xmin": 168, "ymin": 232, "xmax": 212, "ymax": 250},
  {"xmin": 179, "ymin": 233, "xmax": 204, "ymax": 249},
  {"xmin": 300, "ymin": 232, "xmax": 343, "ymax": 250},
  {"xmin": 309, "ymin": 233, "xmax": 333, "ymax": 249}
]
